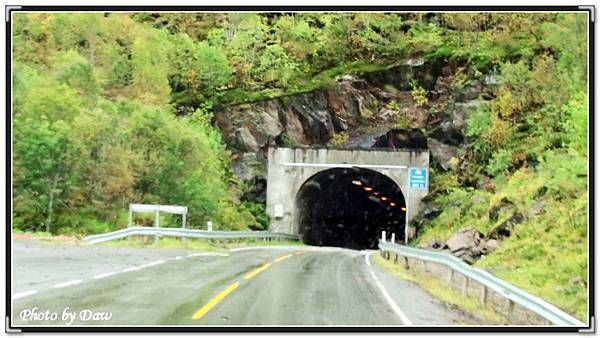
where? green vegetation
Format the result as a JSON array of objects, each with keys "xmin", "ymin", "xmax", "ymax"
[
  {"xmin": 414, "ymin": 14, "xmax": 589, "ymax": 320},
  {"xmin": 12, "ymin": 13, "xmax": 263, "ymax": 234},
  {"xmin": 373, "ymin": 253, "xmax": 507, "ymax": 324}
]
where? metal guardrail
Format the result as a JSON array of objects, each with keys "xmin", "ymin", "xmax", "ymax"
[
  {"xmin": 84, "ymin": 227, "xmax": 300, "ymax": 245},
  {"xmin": 378, "ymin": 241, "xmax": 586, "ymax": 327}
]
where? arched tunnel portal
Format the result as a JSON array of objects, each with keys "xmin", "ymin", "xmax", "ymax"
[{"xmin": 295, "ymin": 168, "xmax": 406, "ymax": 250}]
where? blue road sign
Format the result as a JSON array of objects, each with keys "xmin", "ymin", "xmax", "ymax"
[{"xmin": 409, "ymin": 167, "xmax": 428, "ymax": 190}]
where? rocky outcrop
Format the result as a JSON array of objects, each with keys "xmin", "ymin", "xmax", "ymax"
[
  {"xmin": 446, "ymin": 228, "xmax": 488, "ymax": 264},
  {"xmin": 214, "ymin": 57, "xmax": 495, "ymax": 204},
  {"xmin": 428, "ymin": 138, "xmax": 459, "ymax": 170},
  {"xmin": 372, "ymin": 128, "xmax": 428, "ymax": 150}
]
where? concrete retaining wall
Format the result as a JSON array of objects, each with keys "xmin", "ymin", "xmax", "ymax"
[{"xmin": 380, "ymin": 250, "xmax": 553, "ymax": 325}]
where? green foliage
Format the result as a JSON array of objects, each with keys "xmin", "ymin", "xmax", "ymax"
[
  {"xmin": 131, "ymin": 28, "xmax": 172, "ymax": 105},
  {"xmin": 51, "ymin": 50, "xmax": 99, "ymax": 99},
  {"xmin": 12, "ymin": 14, "xmax": 257, "ymax": 234},
  {"xmin": 328, "ymin": 132, "xmax": 350, "ymax": 147},
  {"xmin": 243, "ymin": 202, "xmax": 269, "ymax": 230},
  {"xmin": 170, "ymin": 34, "xmax": 232, "ymax": 106},
  {"xmin": 409, "ymin": 80, "xmax": 429, "ymax": 107},
  {"xmin": 486, "ymin": 149, "xmax": 512, "ymax": 176},
  {"xmin": 414, "ymin": 12, "xmax": 588, "ymax": 320}
]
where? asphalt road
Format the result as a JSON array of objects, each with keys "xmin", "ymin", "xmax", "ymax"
[{"xmin": 11, "ymin": 241, "xmax": 480, "ymax": 327}]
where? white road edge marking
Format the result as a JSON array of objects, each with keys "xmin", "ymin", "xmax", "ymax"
[
  {"xmin": 93, "ymin": 271, "xmax": 116, "ymax": 279},
  {"xmin": 54, "ymin": 279, "xmax": 82, "ymax": 288},
  {"xmin": 122, "ymin": 266, "xmax": 141, "ymax": 272},
  {"xmin": 365, "ymin": 253, "xmax": 413, "ymax": 326},
  {"xmin": 187, "ymin": 252, "xmax": 229, "ymax": 257},
  {"xmin": 14, "ymin": 290, "xmax": 38, "ymax": 299},
  {"xmin": 141, "ymin": 259, "xmax": 165, "ymax": 268}
]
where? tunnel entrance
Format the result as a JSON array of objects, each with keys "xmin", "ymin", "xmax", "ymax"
[{"xmin": 295, "ymin": 168, "xmax": 406, "ymax": 250}]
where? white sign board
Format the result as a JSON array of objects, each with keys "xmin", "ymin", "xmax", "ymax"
[
  {"xmin": 130, "ymin": 204, "xmax": 187, "ymax": 215},
  {"xmin": 128, "ymin": 203, "xmax": 188, "ymax": 229}
]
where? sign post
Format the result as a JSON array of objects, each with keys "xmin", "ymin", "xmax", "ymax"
[{"xmin": 405, "ymin": 167, "xmax": 429, "ymax": 244}]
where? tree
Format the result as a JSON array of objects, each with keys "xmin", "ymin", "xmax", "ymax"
[
  {"xmin": 170, "ymin": 34, "xmax": 232, "ymax": 107},
  {"xmin": 131, "ymin": 28, "xmax": 172, "ymax": 105},
  {"xmin": 51, "ymin": 50, "xmax": 99, "ymax": 100},
  {"xmin": 13, "ymin": 118, "xmax": 76, "ymax": 232}
]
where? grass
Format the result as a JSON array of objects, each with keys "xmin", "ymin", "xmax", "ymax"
[
  {"xmin": 221, "ymin": 61, "xmax": 390, "ymax": 106},
  {"xmin": 98, "ymin": 236, "xmax": 304, "ymax": 252},
  {"xmin": 373, "ymin": 253, "xmax": 508, "ymax": 325},
  {"xmin": 414, "ymin": 150, "xmax": 589, "ymax": 322}
]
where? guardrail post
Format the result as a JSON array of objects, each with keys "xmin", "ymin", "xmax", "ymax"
[
  {"xmin": 128, "ymin": 206, "xmax": 133, "ymax": 228},
  {"xmin": 506, "ymin": 299, "xmax": 515, "ymax": 316},
  {"xmin": 154, "ymin": 209, "xmax": 160, "ymax": 243},
  {"xmin": 480, "ymin": 285, "xmax": 488, "ymax": 304},
  {"xmin": 182, "ymin": 214, "xmax": 187, "ymax": 247},
  {"xmin": 381, "ymin": 231, "xmax": 386, "ymax": 243},
  {"xmin": 461, "ymin": 275, "xmax": 470, "ymax": 296},
  {"xmin": 391, "ymin": 233, "xmax": 396, "ymax": 244},
  {"xmin": 446, "ymin": 267, "xmax": 454, "ymax": 283}
]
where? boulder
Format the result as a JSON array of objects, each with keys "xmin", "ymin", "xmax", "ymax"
[
  {"xmin": 446, "ymin": 228, "xmax": 487, "ymax": 264},
  {"xmin": 372, "ymin": 128, "xmax": 428, "ymax": 150},
  {"xmin": 484, "ymin": 239, "xmax": 500, "ymax": 252},
  {"xmin": 428, "ymin": 138, "xmax": 459, "ymax": 170}
]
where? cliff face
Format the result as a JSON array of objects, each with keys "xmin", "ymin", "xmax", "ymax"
[{"xmin": 214, "ymin": 58, "xmax": 497, "ymax": 202}]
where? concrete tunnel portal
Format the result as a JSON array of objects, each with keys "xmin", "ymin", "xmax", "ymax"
[
  {"xmin": 266, "ymin": 147, "xmax": 429, "ymax": 249},
  {"xmin": 295, "ymin": 168, "xmax": 406, "ymax": 249}
]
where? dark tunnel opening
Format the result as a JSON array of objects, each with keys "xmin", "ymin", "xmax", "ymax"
[{"xmin": 295, "ymin": 168, "xmax": 406, "ymax": 250}]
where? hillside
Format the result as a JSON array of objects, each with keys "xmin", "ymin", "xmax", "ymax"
[{"xmin": 11, "ymin": 12, "xmax": 589, "ymax": 320}]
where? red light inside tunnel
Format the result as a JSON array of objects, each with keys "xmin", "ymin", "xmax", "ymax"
[
  {"xmin": 373, "ymin": 192, "xmax": 380, "ymax": 196},
  {"xmin": 352, "ymin": 180, "xmax": 363, "ymax": 186}
]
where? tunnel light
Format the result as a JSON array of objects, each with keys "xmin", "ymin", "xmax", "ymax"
[
  {"xmin": 373, "ymin": 192, "xmax": 380, "ymax": 196},
  {"xmin": 401, "ymin": 207, "xmax": 407, "ymax": 211},
  {"xmin": 381, "ymin": 196, "xmax": 388, "ymax": 201},
  {"xmin": 390, "ymin": 202, "xmax": 396, "ymax": 207},
  {"xmin": 363, "ymin": 187, "xmax": 373, "ymax": 191},
  {"xmin": 352, "ymin": 180, "xmax": 363, "ymax": 186}
]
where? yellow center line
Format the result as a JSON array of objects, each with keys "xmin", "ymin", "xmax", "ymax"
[
  {"xmin": 192, "ymin": 282, "xmax": 239, "ymax": 320},
  {"xmin": 294, "ymin": 251, "xmax": 306, "ymax": 256},
  {"xmin": 243, "ymin": 262, "xmax": 272, "ymax": 280},
  {"xmin": 192, "ymin": 253, "xmax": 301, "ymax": 320},
  {"xmin": 274, "ymin": 253, "xmax": 293, "ymax": 262}
]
